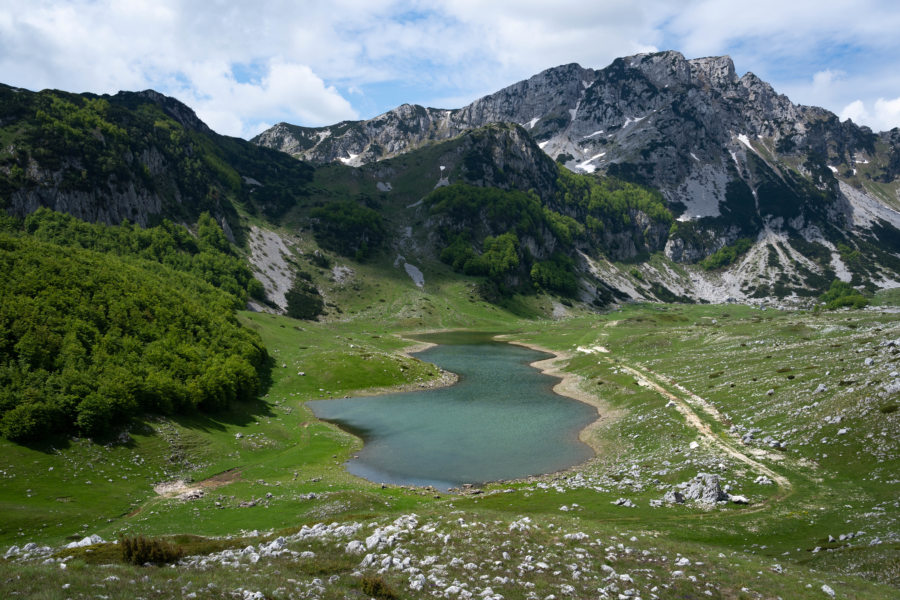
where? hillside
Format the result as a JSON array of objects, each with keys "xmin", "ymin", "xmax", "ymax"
[
  {"xmin": 0, "ymin": 54, "xmax": 899, "ymax": 599},
  {"xmin": 255, "ymin": 51, "xmax": 900, "ymax": 305},
  {"xmin": 0, "ymin": 215, "xmax": 268, "ymax": 442},
  {"xmin": 0, "ymin": 84, "xmax": 316, "ymax": 236}
]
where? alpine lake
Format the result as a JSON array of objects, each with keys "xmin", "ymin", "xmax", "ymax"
[{"xmin": 308, "ymin": 331, "xmax": 598, "ymax": 490}]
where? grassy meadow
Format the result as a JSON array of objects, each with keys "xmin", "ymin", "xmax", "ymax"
[{"xmin": 1, "ymin": 283, "xmax": 898, "ymax": 598}]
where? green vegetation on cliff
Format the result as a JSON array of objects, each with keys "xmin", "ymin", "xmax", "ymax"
[
  {"xmin": 554, "ymin": 169, "xmax": 673, "ymax": 235},
  {"xmin": 0, "ymin": 233, "xmax": 267, "ymax": 442},
  {"xmin": 0, "ymin": 84, "xmax": 315, "ymax": 224},
  {"xmin": 699, "ymin": 237, "xmax": 754, "ymax": 270},
  {"xmin": 22, "ymin": 208, "xmax": 262, "ymax": 303}
]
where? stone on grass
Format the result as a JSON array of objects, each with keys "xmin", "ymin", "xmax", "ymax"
[
  {"xmin": 612, "ymin": 498, "xmax": 636, "ymax": 508},
  {"xmin": 65, "ymin": 534, "xmax": 104, "ymax": 549},
  {"xmin": 682, "ymin": 473, "xmax": 728, "ymax": 504},
  {"xmin": 663, "ymin": 490, "xmax": 685, "ymax": 504}
]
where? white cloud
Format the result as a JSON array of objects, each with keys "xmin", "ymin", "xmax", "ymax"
[
  {"xmin": 1, "ymin": 0, "xmax": 899, "ymax": 135},
  {"xmin": 812, "ymin": 69, "xmax": 844, "ymax": 89},
  {"xmin": 841, "ymin": 100, "xmax": 869, "ymax": 124},
  {"xmin": 842, "ymin": 98, "xmax": 900, "ymax": 131},
  {"xmin": 874, "ymin": 98, "xmax": 900, "ymax": 131},
  {"xmin": 0, "ymin": 0, "xmax": 361, "ymax": 137},
  {"xmin": 170, "ymin": 59, "xmax": 358, "ymax": 138}
]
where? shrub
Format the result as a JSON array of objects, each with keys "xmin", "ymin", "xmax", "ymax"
[
  {"xmin": 820, "ymin": 279, "xmax": 869, "ymax": 310},
  {"xmin": 310, "ymin": 200, "xmax": 385, "ymax": 260},
  {"xmin": 531, "ymin": 253, "xmax": 578, "ymax": 296},
  {"xmin": 120, "ymin": 535, "xmax": 183, "ymax": 565},
  {"xmin": 0, "ymin": 402, "xmax": 56, "ymax": 442},
  {"xmin": 700, "ymin": 238, "xmax": 754, "ymax": 270},
  {"xmin": 359, "ymin": 575, "xmax": 398, "ymax": 600},
  {"xmin": 285, "ymin": 277, "xmax": 325, "ymax": 320}
]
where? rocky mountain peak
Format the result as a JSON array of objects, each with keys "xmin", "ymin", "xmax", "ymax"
[
  {"xmin": 689, "ymin": 55, "xmax": 738, "ymax": 88},
  {"xmin": 124, "ymin": 89, "xmax": 212, "ymax": 134},
  {"xmin": 251, "ymin": 51, "xmax": 900, "ymax": 299}
]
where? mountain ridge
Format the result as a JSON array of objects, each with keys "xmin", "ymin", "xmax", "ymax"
[
  {"xmin": 250, "ymin": 50, "xmax": 900, "ymax": 304},
  {"xmin": 3, "ymin": 51, "xmax": 900, "ymax": 309}
]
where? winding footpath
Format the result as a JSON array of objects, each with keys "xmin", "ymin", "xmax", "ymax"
[{"xmin": 596, "ymin": 353, "xmax": 792, "ymax": 492}]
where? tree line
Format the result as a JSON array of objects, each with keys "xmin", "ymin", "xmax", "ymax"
[{"xmin": 0, "ymin": 213, "xmax": 269, "ymax": 442}]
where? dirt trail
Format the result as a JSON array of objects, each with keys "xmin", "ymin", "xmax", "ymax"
[
  {"xmin": 606, "ymin": 359, "xmax": 791, "ymax": 491},
  {"xmin": 152, "ymin": 468, "xmax": 242, "ymax": 498}
]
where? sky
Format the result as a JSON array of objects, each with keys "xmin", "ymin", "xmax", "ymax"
[{"xmin": 2, "ymin": 0, "xmax": 899, "ymax": 139}]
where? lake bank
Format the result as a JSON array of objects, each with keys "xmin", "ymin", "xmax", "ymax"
[
  {"xmin": 503, "ymin": 338, "xmax": 624, "ymax": 456},
  {"xmin": 308, "ymin": 333, "xmax": 598, "ymax": 490}
]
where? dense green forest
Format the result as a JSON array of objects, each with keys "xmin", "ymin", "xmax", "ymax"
[
  {"xmin": 426, "ymin": 175, "xmax": 671, "ymax": 297},
  {"xmin": 309, "ymin": 200, "xmax": 386, "ymax": 260},
  {"xmin": 427, "ymin": 184, "xmax": 577, "ymax": 295},
  {"xmin": 0, "ymin": 219, "xmax": 268, "ymax": 442},
  {"xmin": 21, "ymin": 208, "xmax": 263, "ymax": 304},
  {"xmin": 554, "ymin": 169, "xmax": 673, "ymax": 235}
]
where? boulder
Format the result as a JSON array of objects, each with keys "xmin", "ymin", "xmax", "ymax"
[
  {"xmin": 612, "ymin": 498, "xmax": 636, "ymax": 507},
  {"xmin": 663, "ymin": 490, "xmax": 685, "ymax": 504},
  {"xmin": 65, "ymin": 534, "xmax": 104, "ymax": 549},
  {"xmin": 345, "ymin": 540, "xmax": 365, "ymax": 554},
  {"xmin": 681, "ymin": 473, "xmax": 728, "ymax": 504}
]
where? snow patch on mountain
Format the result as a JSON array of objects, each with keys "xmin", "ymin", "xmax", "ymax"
[
  {"xmin": 623, "ymin": 115, "xmax": 647, "ymax": 127},
  {"xmin": 404, "ymin": 263, "xmax": 425, "ymax": 288},
  {"xmin": 395, "ymin": 255, "xmax": 425, "ymax": 288},
  {"xmin": 575, "ymin": 152, "xmax": 606, "ymax": 173}
]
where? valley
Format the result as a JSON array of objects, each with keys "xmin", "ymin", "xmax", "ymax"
[
  {"xmin": 1, "ymin": 48, "xmax": 899, "ymax": 599},
  {"xmin": 1, "ymin": 293, "xmax": 898, "ymax": 598}
]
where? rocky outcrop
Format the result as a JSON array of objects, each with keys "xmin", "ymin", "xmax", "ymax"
[{"xmin": 680, "ymin": 473, "xmax": 729, "ymax": 504}]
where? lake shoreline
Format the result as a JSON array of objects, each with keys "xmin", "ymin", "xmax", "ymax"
[
  {"xmin": 502, "ymin": 339, "xmax": 621, "ymax": 456},
  {"xmin": 340, "ymin": 334, "xmax": 461, "ymax": 398},
  {"xmin": 312, "ymin": 330, "xmax": 615, "ymax": 491}
]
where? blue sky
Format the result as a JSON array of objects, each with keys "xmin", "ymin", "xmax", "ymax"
[{"xmin": 2, "ymin": 0, "xmax": 899, "ymax": 138}]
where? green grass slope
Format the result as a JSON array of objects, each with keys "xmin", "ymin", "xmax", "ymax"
[{"xmin": 1, "ymin": 297, "xmax": 897, "ymax": 598}]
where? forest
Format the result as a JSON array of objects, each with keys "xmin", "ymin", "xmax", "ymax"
[{"xmin": 0, "ymin": 212, "xmax": 268, "ymax": 442}]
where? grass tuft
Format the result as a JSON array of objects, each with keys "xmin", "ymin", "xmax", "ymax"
[
  {"xmin": 359, "ymin": 574, "xmax": 399, "ymax": 599},
  {"xmin": 120, "ymin": 535, "xmax": 183, "ymax": 565}
]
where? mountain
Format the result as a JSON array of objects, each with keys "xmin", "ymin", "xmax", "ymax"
[
  {"xmin": 0, "ymin": 83, "xmax": 316, "ymax": 241},
  {"xmin": 254, "ymin": 51, "xmax": 900, "ymax": 303},
  {"xmin": 2, "ymin": 51, "xmax": 900, "ymax": 309}
]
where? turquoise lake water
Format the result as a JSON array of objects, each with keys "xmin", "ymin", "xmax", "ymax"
[{"xmin": 307, "ymin": 332, "xmax": 597, "ymax": 490}]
